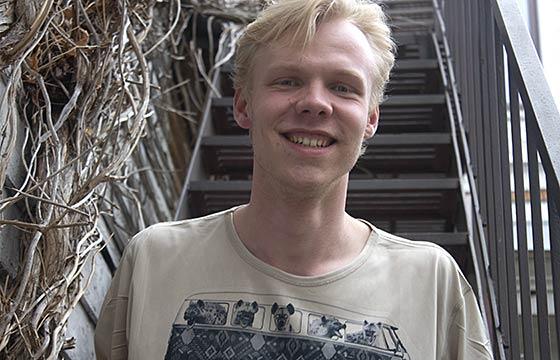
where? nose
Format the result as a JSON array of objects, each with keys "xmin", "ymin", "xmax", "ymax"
[{"xmin": 294, "ymin": 82, "xmax": 333, "ymax": 118}]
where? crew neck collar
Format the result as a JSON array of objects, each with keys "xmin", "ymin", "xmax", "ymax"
[{"xmin": 224, "ymin": 206, "xmax": 379, "ymax": 287}]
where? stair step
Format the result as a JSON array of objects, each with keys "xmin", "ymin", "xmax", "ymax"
[
  {"xmin": 383, "ymin": 94, "xmax": 444, "ymax": 105},
  {"xmin": 188, "ymin": 179, "xmax": 459, "ymax": 223},
  {"xmin": 211, "ymin": 94, "xmax": 447, "ymax": 135},
  {"xmin": 201, "ymin": 133, "xmax": 452, "ymax": 177},
  {"xmin": 381, "ymin": 0, "xmax": 434, "ymax": 32},
  {"xmin": 221, "ymin": 59, "xmax": 438, "ymax": 74},
  {"xmin": 385, "ymin": 6, "xmax": 434, "ymax": 18},
  {"xmin": 393, "ymin": 33, "xmax": 436, "ymax": 59},
  {"xmin": 395, "ymin": 232, "xmax": 468, "ymax": 246},
  {"xmin": 378, "ymin": 0, "xmax": 433, "ymax": 6},
  {"xmin": 189, "ymin": 178, "xmax": 458, "ymax": 191},
  {"xmin": 389, "ymin": 19, "xmax": 434, "ymax": 33},
  {"xmin": 393, "ymin": 59, "xmax": 438, "ymax": 70},
  {"xmin": 389, "ymin": 60, "xmax": 442, "ymax": 94}
]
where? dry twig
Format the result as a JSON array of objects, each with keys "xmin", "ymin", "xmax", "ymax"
[{"xmin": 0, "ymin": 0, "xmax": 264, "ymax": 358}]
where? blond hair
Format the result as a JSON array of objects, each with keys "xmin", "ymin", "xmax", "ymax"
[{"xmin": 233, "ymin": 0, "xmax": 395, "ymax": 109}]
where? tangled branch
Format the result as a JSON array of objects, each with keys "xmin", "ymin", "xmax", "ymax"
[
  {"xmin": 0, "ymin": 0, "xmax": 158, "ymax": 357},
  {"xmin": 0, "ymin": 0, "xmax": 266, "ymax": 358}
]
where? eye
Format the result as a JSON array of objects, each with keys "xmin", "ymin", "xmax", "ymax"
[
  {"xmin": 275, "ymin": 78, "xmax": 299, "ymax": 87},
  {"xmin": 332, "ymin": 84, "xmax": 352, "ymax": 93}
]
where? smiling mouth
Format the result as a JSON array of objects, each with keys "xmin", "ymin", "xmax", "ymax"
[{"xmin": 284, "ymin": 134, "xmax": 335, "ymax": 148}]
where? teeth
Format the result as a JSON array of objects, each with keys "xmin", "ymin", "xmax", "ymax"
[{"xmin": 287, "ymin": 135, "xmax": 330, "ymax": 148}]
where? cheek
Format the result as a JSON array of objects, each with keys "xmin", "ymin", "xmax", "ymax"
[{"xmin": 344, "ymin": 108, "xmax": 370, "ymax": 134}]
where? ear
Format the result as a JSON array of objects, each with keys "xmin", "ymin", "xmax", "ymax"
[
  {"xmin": 287, "ymin": 303, "xmax": 295, "ymax": 314},
  {"xmin": 363, "ymin": 105, "xmax": 379, "ymax": 139},
  {"xmin": 233, "ymin": 89, "xmax": 252, "ymax": 129}
]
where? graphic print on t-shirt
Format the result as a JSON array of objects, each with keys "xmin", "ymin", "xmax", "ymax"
[{"xmin": 164, "ymin": 292, "xmax": 410, "ymax": 360}]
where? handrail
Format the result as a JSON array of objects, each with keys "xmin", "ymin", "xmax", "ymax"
[
  {"xmin": 175, "ymin": 24, "xmax": 242, "ymax": 220},
  {"xmin": 174, "ymin": 68, "xmax": 222, "ymax": 220},
  {"xmin": 491, "ymin": 0, "xmax": 560, "ymax": 193},
  {"xmin": 434, "ymin": 0, "xmax": 560, "ymax": 359}
]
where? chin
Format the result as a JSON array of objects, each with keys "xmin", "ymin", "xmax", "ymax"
[{"xmin": 283, "ymin": 171, "xmax": 347, "ymax": 195}]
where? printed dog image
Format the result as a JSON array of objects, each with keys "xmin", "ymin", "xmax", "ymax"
[
  {"xmin": 308, "ymin": 315, "xmax": 346, "ymax": 340},
  {"xmin": 232, "ymin": 300, "xmax": 259, "ymax": 328},
  {"xmin": 271, "ymin": 303, "xmax": 295, "ymax": 332}
]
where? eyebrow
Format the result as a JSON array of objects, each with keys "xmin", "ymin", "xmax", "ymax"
[{"xmin": 266, "ymin": 63, "xmax": 367, "ymax": 84}]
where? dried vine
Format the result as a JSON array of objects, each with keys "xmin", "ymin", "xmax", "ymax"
[{"xmin": 0, "ymin": 0, "xmax": 265, "ymax": 358}]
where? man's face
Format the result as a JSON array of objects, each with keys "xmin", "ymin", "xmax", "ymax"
[{"xmin": 234, "ymin": 19, "xmax": 379, "ymax": 193}]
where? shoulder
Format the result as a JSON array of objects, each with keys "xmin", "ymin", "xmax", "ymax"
[
  {"xmin": 369, "ymin": 227, "xmax": 492, "ymax": 357},
  {"xmin": 374, "ymin": 227, "xmax": 461, "ymax": 267},
  {"xmin": 122, "ymin": 207, "xmax": 235, "ymax": 260},
  {"xmin": 373, "ymin": 226, "xmax": 472, "ymax": 293}
]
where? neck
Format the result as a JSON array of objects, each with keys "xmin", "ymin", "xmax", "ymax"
[{"xmin": 233, "ymin": 173, "xmax": 371, "ymax": 276}]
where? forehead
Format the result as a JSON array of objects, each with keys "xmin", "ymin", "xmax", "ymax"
[{"xmin": 250, "ymin": 19, "xmax": 375, "ymax": 83}]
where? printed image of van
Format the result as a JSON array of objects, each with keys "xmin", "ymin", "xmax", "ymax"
[{"xmin": 165, "ymin": 292, "xmax": 410, "ymax": 360}]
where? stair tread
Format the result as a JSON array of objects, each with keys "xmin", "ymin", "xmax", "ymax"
[
  {"xmin": 188, "ymin": 179, "xmax": 460, "ymax": 228},
  {"xmin": 212, "ymin": 94, "xmax": 445, "ymax": 107},
  {"xmin": 385, "ymin": 7, "xmax": 434, "ymax": 17},
  {"xmin": 202, "ymin": 133, "xmax": 451, "ymax": 146},
  {"xmin": 201, "ymin": 134, "xmax": 453, "ymax": 176},
  {"xmin": 395, "ymin": 232, "xmax": 468, "ymax": 246},
  {"xmin": 378, "ymin": 0, "xmax": 432, "ymax": 4},
  {"xmin": 393, "ymin": 59, "xmax": 438, "ymax": 70},
  {"xmin": 222, "ymin": 59, "xmax": 438, "ymax": 73},
  {"xmin": 189, "ymin": 178, "xmax": 459, "ymax": 191}
]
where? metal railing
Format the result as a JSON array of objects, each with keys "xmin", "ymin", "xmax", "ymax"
[{"xmin": 433, "ymin": 0, "xmax": 560, "ymax": 359}]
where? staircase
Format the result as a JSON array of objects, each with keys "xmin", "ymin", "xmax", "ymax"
[
  {"xmin": 176, "ymin": 2, "xmax": 474, "ymax": 280},
  {"xmin": 175, "ymin": 0, "xmax": 560, "ymax": 358}
]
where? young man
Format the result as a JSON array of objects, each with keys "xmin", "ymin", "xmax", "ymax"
[{"xmin": 95, "ymin": 0, "xmax": 494, "ymax": 359}]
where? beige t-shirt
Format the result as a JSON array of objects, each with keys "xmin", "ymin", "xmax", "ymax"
[{"xmin": 94, "ymin": 207, "xmax": 493, "ymax": 359}]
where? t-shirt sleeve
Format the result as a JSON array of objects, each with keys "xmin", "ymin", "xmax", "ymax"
[
  {"xmin": 445, "ymin": 287, "xmax": 494, "ymax": 359},
  {"xmin": 94, "ymin": 230, "xmax": 147, "ymax": 360}
]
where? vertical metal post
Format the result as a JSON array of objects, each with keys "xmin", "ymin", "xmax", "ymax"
[
  {"xmin": 527, "ymin": 0, "xmax": 541, "ymax": 57},
  {"xmin": 493, "ymin": 24, "xmax": 521, "ymax": 360},
  {"xmin": 525, "ymin": 108, "xmax": 552, "ymax": 358},
  {"xmin": 469, "ymin": 0, "xmax": 481, "ymax": 179},
  {"xmin": 480, "ymin": 5, "xmax": 514, "ymax": 357},
  {"xmin": 462, "ymin": 0, "xmax": 473, "ymax": 139},
  {"xmin": 478, "ymin": 0, "xmax": 492, "ymax": 282},
  {"xmin": 545, "ymin": 169, "xmax": 560, "ymax": 356},
  {"xmin": 510, "ymin": 67, "xmax": 535, "ymax": 359},
  {"xmin": 455, "ymin": 1, "xmax": 471, "ymax": 111},
  {"xmin": 524, "ymin": 113, "xmax": 550, "ymax": 357}
]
